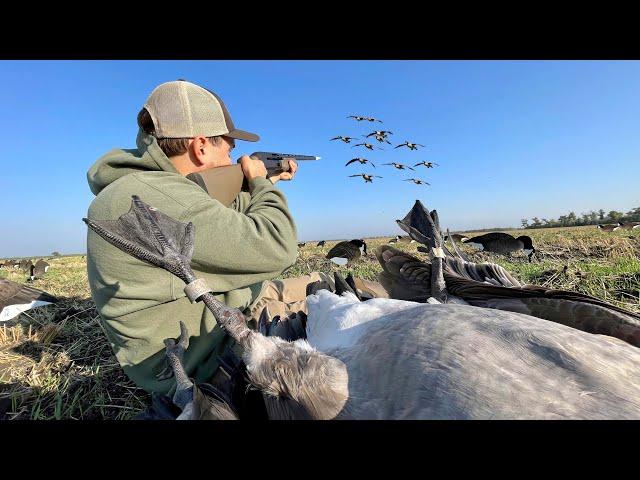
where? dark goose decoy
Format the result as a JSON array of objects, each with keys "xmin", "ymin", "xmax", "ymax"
[
  {"xmin": 597, "ymin": 224, "xmax": 620, "ymax": 232},
  {"xmin": 349, "ymin": 173, "xmax": 382, "ymax": 183},
  {"xmin": 0, "ymin": 279, "xmax": 58, "ymax": 322},
  {"xmin": 403, "ymin": 178, "xmax": 430, "ymax": 185},
  {"xmin": 617, "ymin": 221, "xmax": 640, "ymax": 230},
  {"xmin": 414, "ymin": 161, "xmax": 439, "ymax": 168},
  {"xmin": 297, "ymin": 242, "xmax": 306, "ymax": 248},
  {"xmin": 389, "ymin": 235, "xmax": 416, "ymax": 244},
  {"xmin": 85, "ymin": 196, "xmax": 640, "ymax": 420},
  {"xmin": 383, "ymin": 162, "xmax": 415, "ymax": 171},
  {"xmin": 317, "ymin": 240, "xmax": 326, "ymax": 247},
  {"xmin": 19, "ymin": 259, "xmax": 34, "ymax": 273},
  {"xmin": 444, "ymin": 233, "xmax": 469, "ymax": 243},
  {"xmin": 394, "ymin": 141, "xmax": 425, "ymax": 150},
  {"xmin": 330, "ymin": 136, "xmax": 357, "ymax": 143},
  {"xmin": 462, "ymin": 232, "xmax": 535, "ymax": 261},
  {"xmin": 325, "ymin": 239, "xmax": 368, "ymax": 266},
  {"xmin": 345, "ymin": 158, "xmax": 376, "ymax": 168}
]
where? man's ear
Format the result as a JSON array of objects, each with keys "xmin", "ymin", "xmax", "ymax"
[{"xmin": 190, "ymin": 136, "xmax": 209, "ymax": 166}]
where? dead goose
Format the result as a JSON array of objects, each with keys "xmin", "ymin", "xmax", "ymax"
[
  {"xmin": 597, "ymin": 224, "xmax": 620, "ymax": 232},
  {"xmin": 618, "ymin": 221, "xmax": 640, "ymax": 230},
  {"xmin": 0, "ymin": 279, "xmax": 58, "ymax": 322},
  {"xmin": 461, "ymin": 232, "xmax": 535, "ymax": 261},
  {"xmin": 325, "ymin": 239, "xmax": 368, "ymax": 266},
  {"xmin": 85, "ymin": 195, "xmax": 640, "ymax": 420},
  {"xmin": 383, "ymin": 162, "xmax": 415, "ymax": 171},
  {"xmin": 345, "ymin": 158, "xmax": 376, "ymax": 168},
  {"xmin": 379, "ymin": 200, "xmax": 640, "ymax": 348},
  {"xmin": 394, "ymin": 141, "xmax": 425, "ymax": 150},
  {"xmin": 349, "ymin": 173, "xmax": 382, "ymax": 183}
]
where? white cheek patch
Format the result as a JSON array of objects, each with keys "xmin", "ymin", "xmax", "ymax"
[
  {"xmin": 467, "ymin": 242, "xmax": 484, "ymax": 251},
  {"xmin": 330, "ymin": 257, "xmax": 349, "ymax": 266},
  {"xmin": 44, "ymin": 266, "xmax": 49, "ymax": 272},
  {"xmin": 523, "ymin": 249, "xmax": 533, "ymax": 256},
  {"xmin": 633, "ymin": 225, "xmax": 640, "ymax": 229}
]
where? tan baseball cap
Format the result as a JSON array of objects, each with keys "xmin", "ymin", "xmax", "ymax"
[{"xmin": 143, "ymin": 80, "xmax": 259, "ymax": 142}]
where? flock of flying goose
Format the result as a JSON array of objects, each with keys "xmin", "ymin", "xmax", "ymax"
[{"xmin": 331, "ymin": 115, "xmax": 438, "ymax": 185}]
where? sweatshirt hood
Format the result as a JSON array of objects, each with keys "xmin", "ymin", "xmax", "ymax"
[{"xmin": 87, "ymin": 129, "xmax": 179, "ymax": 195}]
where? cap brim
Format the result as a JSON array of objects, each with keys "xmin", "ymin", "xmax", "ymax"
[{"xmin": 225, "ymin": 129, "xmax": 260, "ymax": 142}]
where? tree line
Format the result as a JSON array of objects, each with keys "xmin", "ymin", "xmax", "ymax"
[{"xmin": 521, "ymin": 207, "xmax": 640, "ymax": 229}]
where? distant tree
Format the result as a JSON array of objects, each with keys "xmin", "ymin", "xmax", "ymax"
[
  {"xmin": 588, "ymin": 211, "xmax": 598, "ymax": 223},
  {"xmin": 567, "ymin": 212, "xmax": 577, "ymax": 224},
  {"xmin": 51, "ymin": 251, "xmax": 61, "ymax": 257},
  {"xmin": 558, "ymin": 215, "xmax": 568, "ymax": 226},
  {"xmin": 608, "ymin": 210, "xmax": 623, "ymax": 222},
  {"xmin": 521, "ymin": 218, "xmax": 529, "ymax": 228},
  {"xmin": 598, "ymin": 209, "xmax": 606, "ymax": 221},
  {"xmin": 531, "ymin": 217, "xmax": 542, "ymax": 227}
]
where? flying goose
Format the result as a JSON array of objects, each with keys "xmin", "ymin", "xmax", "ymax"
[
  {"xmin": 0, "ymin": 279, "xmax": 58, "ymax": 322},
  {"xmin": 349, "ymin": 173, "xmax": 382, "ymax": 183},
  {"xmin": 394, "ymin": 141, "xmax": 425, "ymax": 150},
  {"xmin": 618, "ymin": 221, "xmax": 640, "ymax": 230},
  {"xmin": 597, "ymin": 224, "xmax": 620, "ymax": 232},
  {"xmin": 461, "ymin": 232, "xmax": 535, "ymax": 261},
  {"xmin": 325, "ymin": 239, "xmax": 367, "ymax": 266},
  {"xmin": 352, "ymin": 142, "xmax": 382, "ymax": 151},
  {"xmin": 365, "ymin": 130, "xmax": 393, "ymax": 138},
  {"xmin": 85, "ymin": 196, "xmax": 640, "ymax": 420},
  {"xmin": 330, "ymin": 136, "xmax": 357, "ymax": 143},
  {"xmin": 413, "ymin": 161, "xmax": 439, "ymax": 168},
  {"xmin": 345, "ymin": 158, "xmax": 376, "ymax": 168},
  {"xmin": 365, "ymin": 116, "xmax": 383, "ymax": 123},
  {"xmin": 403, "ymin": 178, "xmax": 430, "ymax": 185},
  {"xmin": 347, "ymin": 115, "xmax": 368, "ymax": 121},
  {"xmin": 383, "ymin": 162, "xmax": 415, "ymax": 171}
]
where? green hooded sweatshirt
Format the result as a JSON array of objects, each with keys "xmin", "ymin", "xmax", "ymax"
[{"xmin": 86, "ymin": 130, "xmax": 298, "ymax": 395}]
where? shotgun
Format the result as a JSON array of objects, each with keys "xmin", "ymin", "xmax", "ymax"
[{"xmin": 186, "ymin": 152, "xmax": 321, "ymax": 207}]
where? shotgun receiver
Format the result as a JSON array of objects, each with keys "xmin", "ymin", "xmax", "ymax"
[{"xmin": 186, "ymin": 152, "xmax": 321, "ymax": 207}]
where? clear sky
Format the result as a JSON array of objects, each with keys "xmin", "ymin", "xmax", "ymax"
[{"xmin": 0, "ymin": 60, "xmax": 638, "ymax": 257}]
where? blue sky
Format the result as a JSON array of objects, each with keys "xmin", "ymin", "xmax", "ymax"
[{"xmin": 0, "ymin": 60, "xmax": 639, "ymax": 257}]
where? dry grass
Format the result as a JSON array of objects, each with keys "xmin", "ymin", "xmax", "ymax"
[{"xmin": 1, "ymin": 225, "xmax": 638, "ymax": 419}]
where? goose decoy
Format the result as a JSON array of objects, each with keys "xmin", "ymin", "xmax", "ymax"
[
  {"xmin": 345, "ymin": 158, "xmax": 376, "ymax": 168},
  {"xmin": 298, "ymin": 242, "xmax": 306, "ymax": 248},
  {"xmin": 330, "ymin": 136, "xmax": 357, "ymax": 143},
  {"xmin": 444, "ymin": 233, "xmax": 469, "ymax": 243},
  {"xmin": 86, "ymin": 195, "xmax": 640, "ymax": 420},
  {"xmin": 403, "ymin": 178, "xmax": 430, "ymax": 185},
  {"xmin": 0, "ymin": 279, "xmax": 58, "ymax": 322},
  {"xmin": 349, "ymin": 173, "xmax": 382, "ymax": 183},
  {"xmin": 618, "ymin": 221, "xmax": 640, "ymax": 230},
  {"xmin": 389, "ymin": 235, "xmax": 416, "ymax": 244},
  {"xmin": 597, "ymin": 224, "xmax": 620, "ymax": 232},
  {"xmin": 461, "ymin": 232, "xmax": 535, "ymax": 261},
  {"xmin": 352, "ymin": 142, "xmax": 381, "ymax": 151},
  {"xmin": 394, "ymin": 141, "xmax": 425, "ymax": 151},
  {"xmin": 382, "ymin": 162, "xmax": 415, "ymax": 171},
  {"xmin": 317, "ymin": 240, "xmax": 326, "ymax": 247},
  {"xmin": 19, "ymin": 259, "xmax": 33, "ymax": 273},
  {"xmin": 413, "ymin": 161, "xmax": 439, "ymax": 168},
  {"xmin": 325, "ymin": 239, "xmax": 368, "ymax": 266}
]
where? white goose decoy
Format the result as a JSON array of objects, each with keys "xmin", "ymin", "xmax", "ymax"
[{"xmin": 85, "ymin": 196, "xmax": 640, "ymax": 421}]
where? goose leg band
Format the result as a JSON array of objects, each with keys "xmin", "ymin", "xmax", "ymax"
[
  {"xmin": 430, "ymin": 247, "xmax": 445, "ymax": 259},
  {"xmin": 184, "ymin": 278, "xmax": 213, "ymax": 303}
]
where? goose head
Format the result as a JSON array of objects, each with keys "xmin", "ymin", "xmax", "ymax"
[
  {"xmin": 351, "ymin": 239, "xmax": 367, "ymax": 256},
  {"xmin": 516, "ymin": 235, "xmax": 535, "ymax": 260}
]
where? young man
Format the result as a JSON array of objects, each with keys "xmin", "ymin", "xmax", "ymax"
[{"xmin": 86, "ymin": 80, "xmax": 306, "ymax": 395}]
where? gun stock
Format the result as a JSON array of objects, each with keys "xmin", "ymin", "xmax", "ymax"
[{"xmin": 186, "ymin": 151, "xmax": 320, "ymax": 207}]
